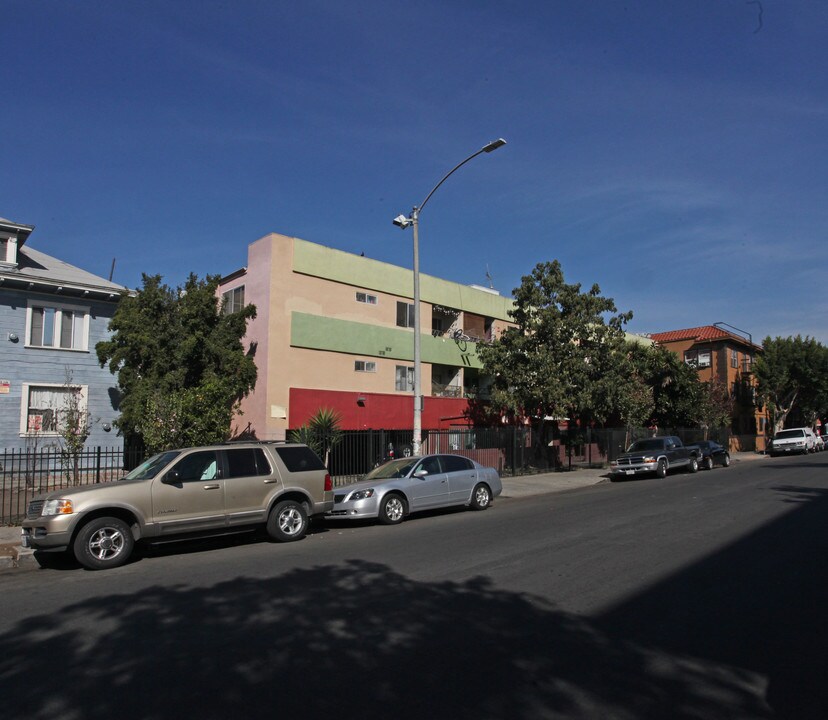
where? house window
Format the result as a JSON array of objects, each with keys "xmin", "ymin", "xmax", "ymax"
[
  {"xmin": 396, "ymin": 301, "xmax": 415, "ymax": 328},
  {"xmin": 0, "ymin": 239, "xmax": 7, "ymax": 262},
  {"xmin": 697, "ymin": 350, "xmax": 711, "ymax": 368},
  {"xmin": 684, "ymin": 351, "xmax": 697, "ymax": 367},
  {"xmin": 395, "ymin": 365, "xmax": 414, "ymax": 391},
  {"xmin": 222, "ymin": 286, "xmax": 245, "ymax": 314},
  {"xmin": 21, "ymin": 383, "xmax": 87, "ymax": 435},
  {"xmin": 356, "ymin": 292, "xmax": 377, "ymax": 305},
  {"xmin": 354, "ymin": 360, "xmax": 377, "ymax": 373},
  {"xmin": 27, "ymin": 302, "xmax": 88, "ymax": 351},
  {"xmin": 731, "ymin": 349, "xmax": 738, "ymax": 368}
]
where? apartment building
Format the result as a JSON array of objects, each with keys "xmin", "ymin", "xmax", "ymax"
[
  {"xmin": 0, "ymin": 216, "xmax": 127, "ymax": 450},
  {"xmin": 649, "ymin": 324, "xmax": 770, "ymax": 451},
  {"xmin": 218, "ymin": 233, "xmax": 515, "ymax": 439}
]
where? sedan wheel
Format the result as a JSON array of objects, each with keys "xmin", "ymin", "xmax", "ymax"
[
  {"xmin": 722, "ymin": 453, "xmax": 731, "ymax": 467},
  {"xmin": 379, "ymin": 494, "xmax": 406, "ymax": 525},
  {"xmin": 470, "ymin": 483, "xmax": 492, "ymax": 511}
]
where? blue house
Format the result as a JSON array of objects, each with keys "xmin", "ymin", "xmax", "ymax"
[{"xmin": 0, "ymin": 216, "xmax": 127, "ymax": 451}]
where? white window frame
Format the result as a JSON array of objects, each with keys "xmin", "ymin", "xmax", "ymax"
[
  {"xmin": 395, "ymin": 365, "xmax": 414, "ymax": 392},
  {"xmin": 355, "ymin": 291, "xmax": 378, "ymax": 305},
  {"xmin": 19, "ymin": 382, "xmax": 89, "ymax": 436},
  {"xmin": 697, "ymin": 350, "xmax": 711, "ymax": 368},
  {"xmin": 354, "ymin": 360, "xmax": 377, "ymax": 373},
  {"xmin": 222, "ymin": 286, "xmax": 245, "ymax": 314},
  {"xmin": 25, "ymin": 300, "xmax": 90, "ymax": 351}
]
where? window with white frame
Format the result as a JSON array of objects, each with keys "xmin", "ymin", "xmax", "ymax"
[
  {"xmin": 222, "ymin": 286, "xmax": 245, "ymax": 314},
  {"xmin": 396, "ymin": 301, "xmax": 415, "ymax": 328},
  {"xmin": 20, "ymin": 383, "xmax": 87, "ymax": 435},
  {"xmin": 697, "ymin": 350, "xmax": 711, "ymax": 368},
  {"xmin": 395, "ymin": 365, "xmax": 414, "ymax": 391},
  {"xmin": 356, "ymin": 291, "xmax": 378, "ymax": 305},
  {"xmin": 354, "ymin": 360, "xmax": 377, "ymax": 372},
  {"xmin": 731, "ymin": 348, "xmax": 739, "ymax": 368},
  {"xmin": 684, "ymin": 351, "xmax": 697, "ymax": 367},
  {"xmin": 26, "ymin": 302, "xmax": 89, "ymax": 351}
]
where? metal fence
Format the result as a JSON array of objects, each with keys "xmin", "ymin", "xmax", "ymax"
[
  {"xmin": 1, "ymin": 425, "xmax": 731, "ymax": 524},
  {"xmin": 0, "ymin": 446, "xmax": 139, "ymax": 525}
]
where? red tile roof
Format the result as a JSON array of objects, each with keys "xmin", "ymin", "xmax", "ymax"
[{"xmin": 649, "ymin": 325, "xmax": 759, "ymax": 349}]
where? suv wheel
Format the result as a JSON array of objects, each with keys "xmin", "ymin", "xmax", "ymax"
[
  {"xmin": 655, "ymin": 459, "xmax": 667, "ymax": 478},
  {"xmin": 687, "ymin": 457, "xmax": 698, "ymax": 474},
  {"xmin": 266, "ymin": 500, "xmax": 308, "ymax": 542},
  {"xmin": 73, "ymin": 517, "xmax": 135, "ymax": 570}
]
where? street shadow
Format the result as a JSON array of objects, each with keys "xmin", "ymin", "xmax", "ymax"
[
  {"xmin": 1, "ymin": 560, "xmax": 772, "ymax": 720},
  {"xmin": 596, "ymin": 484, "xmax": 828, "ymax": 719}
]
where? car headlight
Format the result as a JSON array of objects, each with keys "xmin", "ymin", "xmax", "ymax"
[
  {"xmin": 348, "ymin": 489, "xmax": 375, "ymax": 501},
  {"xmin": 642, "ymin": 455, "xmax": 657, "ymax": 463},
  {"xmin": 42, "ymin": 499, "xmax": 74, "ymax": 516}
]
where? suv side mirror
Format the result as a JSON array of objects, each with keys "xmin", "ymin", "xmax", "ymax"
[{"xmin": 163, "ymin": 469, "xmax": 182, "ymax": 484}]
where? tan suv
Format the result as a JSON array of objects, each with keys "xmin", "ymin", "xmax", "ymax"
[{"xmin": 21, "ymin": 442, "xmax": 334, "ymax": 570}]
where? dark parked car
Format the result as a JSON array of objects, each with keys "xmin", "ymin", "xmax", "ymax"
[{"xmin": 693, "ymin": 440, "xmax": 731, "ymax": 470}]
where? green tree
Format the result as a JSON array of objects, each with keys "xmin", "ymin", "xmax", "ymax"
[
  {"xmin": 96, "ymin": 273, "xmax": 257, "ymax": 453},
  {"xmin": 58, "ymin": 369, "xmax": 94, "ymax": 483},
  {"xmin": 288, "ymin": 407, "xmax": 343, "ymax": 467},
  {"xmin": 754, "ymin": 335, "xmax": 828, "ymax": 432},
  {"xmin": 477, "ymin": 260, "xmax": 632, "ymax": 436}
]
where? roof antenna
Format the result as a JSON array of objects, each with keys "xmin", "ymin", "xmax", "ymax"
[
  {"xmin": 485, "ymin": 264, "xmax": 494, "ymax": 289},
  {"xmin": 108, "ymin": 258, "xmax": 116, "ymax": 282}
]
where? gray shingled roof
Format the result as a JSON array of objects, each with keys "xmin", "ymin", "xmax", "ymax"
[{"xmin": 7, "ymin": 245, "xmax": 127, "ymax": 294}]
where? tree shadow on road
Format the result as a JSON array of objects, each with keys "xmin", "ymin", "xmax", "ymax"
[{"xmin": 2, "ymin": 560, "xmax": 771, "ymax": 720}]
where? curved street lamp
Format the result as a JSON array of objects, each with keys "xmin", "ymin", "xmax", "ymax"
[{"xmin": 392, "ymin": 138, "xmax": 507, "ymax": 455}]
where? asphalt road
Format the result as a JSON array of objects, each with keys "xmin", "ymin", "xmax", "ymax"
[{"xmin": 2, "ymin": 453, "xmax": 826, "ymax": 719}]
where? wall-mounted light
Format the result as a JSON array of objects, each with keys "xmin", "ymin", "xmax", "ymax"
[
  {"xmin": 8, "ymin": 332, "xmax": 19, "ymax": 343},
  {"xmin": 356, "ymin": 395, "xmax": 366, "ymax": 406}
]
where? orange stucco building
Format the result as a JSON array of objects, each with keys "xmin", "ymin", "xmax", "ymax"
[{"xmin": 649, "ymin": 325, "xmax": 770, "ymax": 451}]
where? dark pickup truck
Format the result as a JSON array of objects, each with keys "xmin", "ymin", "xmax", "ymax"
[{"xmin": 610, "ymin": 436, "xmax": 701, "ymax": 479}]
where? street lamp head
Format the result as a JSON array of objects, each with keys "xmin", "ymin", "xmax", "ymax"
[
  {"xmin": 393, "ymin": 214, "xmax": 413, "ymax": 229},
  {"xmin": 483, "ymin": 138, "xmax": 507, "ymax": 153}
]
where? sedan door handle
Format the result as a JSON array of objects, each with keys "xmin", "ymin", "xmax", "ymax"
[
  {"xmin": 263, "ymin": 479, "xmax": 279, "ymax": 484},
  {"xmin": 202, "ymin": 484, "xmax": 221, "ymax": 490}
]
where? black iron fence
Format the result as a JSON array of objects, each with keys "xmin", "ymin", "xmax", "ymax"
[
  {"xmin": 1, "ymin": 425, "xmax": 731, "ymax": 524},
  {"xmin": 0, "ymin": 446, "xmax": 140, "ymax": 525}
]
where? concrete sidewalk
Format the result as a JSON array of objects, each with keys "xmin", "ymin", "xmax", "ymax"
[{"xmin": 0, "ymin": 451, "xmax": 766, "ymax": 573}]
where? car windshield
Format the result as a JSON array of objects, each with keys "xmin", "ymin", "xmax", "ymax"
[
  {"xmin": 627, "ymin": 439, "xmax": 664, "ymax": 452},
  {"xmin": 363, "ymin": 458, "xmax": 419, "ymax": 481},
  {"xmin": 775, "ymin": 430, "xmax": 805, "ymax": 439},
  {"xmin": 123, "ymin": 451, "xmax": 182, "ymax": 481}
]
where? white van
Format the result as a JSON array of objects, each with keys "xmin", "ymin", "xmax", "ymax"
[{"xmin": 768, "ymin": 428, "xmax": 816, "ymax": 456}]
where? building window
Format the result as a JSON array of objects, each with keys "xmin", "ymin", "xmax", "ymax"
[
  {"xmin": 355, "ymin": 360, "xmax": 377, "ymax": 372},
  {"xmin": 684, "ymin": 351, "xmax": 697, "ymax": 367},
  {"xmin": 356, "ymin": 292, "xmax": 377, "ymax": 305},
  {"xmin": 26, "ymin": 302, "xmax": 89, "ymax": 351},
  {"xmin": 731, "ymin": 349, "xmax": 738, "ymax": 368},
  {"xmin": 222, "ymin": 286, "xmax": 245, "ymax": 314},
  {"xmin": 0, "ymin": 239, "xmax": 7, "ymax": 263},
  {"xmin": 396, "ymin": 301, "xmax": 415, "ymax": 328},
  {"xmin": 395, "ymin": 365, "xmax": 414, "ymax": 391},
  {"xmin": 21, "ymin": 383, "xmax": 87, "ymax": 435},
  {"xmin": 697, "ymin": 350, "xmax": 711, "ymax": 368}
]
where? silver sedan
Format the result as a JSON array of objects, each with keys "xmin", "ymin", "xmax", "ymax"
[{"xmin": 327, "ymin": 454, "xmax": 503, "ymax": 525}]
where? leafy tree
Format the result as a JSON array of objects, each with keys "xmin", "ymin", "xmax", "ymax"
[
  {"xmin": 288, "ymin": 407, "xmax": 343, "ymax": 467},
  {"xmin": 477, "ymin": 260, "xmax": 632, "ymax": 437},
  {"xmin": 640, "ymin": 345, "xmax": 705, "ymax": 428},
  {"xmin": 96, "ymin": 273, "xmax": 257, "ymax": 453},
  {"xmin": 58, "ymin": 369, "xmax": 94, "ymax": 483},
  {"xmin": 754, "ymin": 335, "xmax": 828, "ymax": 432},
  {"xmin": 697, "ymin": 377, "xmax": 735, "ymax": 437}
]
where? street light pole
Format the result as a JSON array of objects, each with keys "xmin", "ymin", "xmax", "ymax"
[{"xmin": 393, "ymin": 138, "xmax": 506, "ymax": 456}]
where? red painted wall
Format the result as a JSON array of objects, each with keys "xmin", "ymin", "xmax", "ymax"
[{"xmin": 289, "ymin": 388, "xmax": 474, "ymax": 430}]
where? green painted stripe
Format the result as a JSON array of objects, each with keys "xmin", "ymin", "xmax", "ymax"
[
  {"xmin": 293, "ymin": 238, "xmax": 514, "ymax": 321},
  {"xmin": 291, "ymin": 312, "xmax": 483, "ymax": 369}
]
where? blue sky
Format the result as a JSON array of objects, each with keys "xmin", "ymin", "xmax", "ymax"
[{"xmin": 4, "ymin": 1, "xmax": 827, "ymax": 344}]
